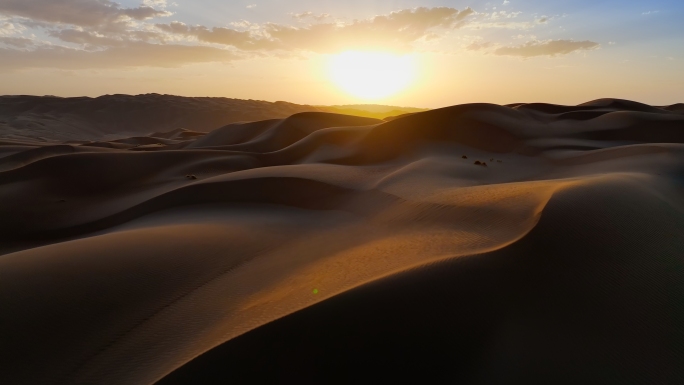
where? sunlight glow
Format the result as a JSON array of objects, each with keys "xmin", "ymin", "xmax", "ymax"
[{"xmin": 329, "ymin": 51, "xmax": 417, "ymax": 100}]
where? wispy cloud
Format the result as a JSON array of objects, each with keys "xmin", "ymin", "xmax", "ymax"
[
  {"xmin": 493, "ymin": 39, "xmax": 600, "ymax": 57},
  {"xmin": 155, "ymin": 21, "xmax": 278, "ymax": 50},
  {"xmin": 0, "ymin": 2, "xmax": 600, "ymax": 71},
  {"xmin": 143, "ymin": 0, "xmax": 169, "ymax": 8},
  {"xmin": 0, "ymin": 36, "xmax": 35, "ymax": 48},
  {"xmin": 157, "ymin": 7, "xmax": 476, "ymax": 53},
  {"xmin": 465, "ymin": 41, "xmax": 494, "ymax": 51},
  {"xmin": 468, "ymin": 10, "xmax": 552, "ymax": 30},
  {"xmin": 0, "ymin": 43, "xmax": 240, "ymax": 71},
  {"xmin": 0, "ymin": 0, "xmax": 170, "ymax": 29},
  {"xmin": 291, "ymin": 12, "xmax": 331, "ymax": 21},
  {"xmin": 0, "ymin": 20, "xmax": 26, "ymax": 36},
  {"xmin": 265, "ymin": 7, "xmax": 476, "ymax": 53}
]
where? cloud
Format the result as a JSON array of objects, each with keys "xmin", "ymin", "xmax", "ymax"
[
  {"xmin": 155, "ymin": 21, "xmax": 279, "ymax": 51},
  {"xmin": 0, "ymin": 36, "xmax": 35, "ymax": 48},
  {"xmin": 143, "ymin": 0, "xmax": 168, "ymax": 8},
  {"xmin": 246, "ymin": 4, "xmax": 256, "ymax": 9},
  {"xmin": 266, "ymin": 7, "xmax": 475, "ymax": 52},
  {"xmin": 0, "ymin": 4, "xmax": 601, "ymax": 71},
  {"xmin": 467, "ymin": 10, "xmax": 543, "ymax": 30},
  {"xmin": 465, "ymin": 41, "xmax": 494, "ymax": 51},
  {"xmin": 291, "ymin": 12, "xmax": 331, "ymax": 21},
  {"xmin": 47, "ymin": 28, "xmax": 125, "ymax": 47},
  {"xmin": 0, "ymin": 20, "xmax": 26, "ymax": 36},
  {"xmin": 0, "ymin": 42, "xmax": 240, "ymax": 71},
  {"xmin": 488, "ymin": 11, "xmax": 522, "ymax": 20},
  {"xmin": 156, "ymin": 7, "xmax": 475, "ymax": 53},
  {"xmin": 0, "ymin": 6, "xmax": 480, "ymax": 72},
  {"xmin": 494, "ymin": 39, "xmax": 600, "ymax": 57},
  {"xmin": 0, "ymin": 0, "xmax": 170, "ymax": 28},
  {"xmin": 265, "ymin": 7, "xmax": 475, "ymax": 53}
]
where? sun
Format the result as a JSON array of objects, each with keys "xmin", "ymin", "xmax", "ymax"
[{"xmin": 329, "ymin": 51, "xmax": 417, "ymax": 100}]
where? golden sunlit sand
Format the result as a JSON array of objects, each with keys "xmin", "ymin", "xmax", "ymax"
[
  {"xmin": 3, "ymin": 0, "xmax": 684, "ymax": 383},
  {"xmin": 1, "ymin": 97, "xmax": 684, "ymax": 384}
]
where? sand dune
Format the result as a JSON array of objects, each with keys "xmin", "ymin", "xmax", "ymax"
[
  {"xmin": 0, "ymin": 95, "xmax": 421, "ymax": 143},
  {"xmin": 0, "ymin": 99, "xmax": 683, "ymax": 384},
  {"xmin": 0, "ymin": 94, "xmax": 322, "ymax": 143},
  {"xmin": 316, "ymin": 104, "xmax": 429, "ymax": 120}
]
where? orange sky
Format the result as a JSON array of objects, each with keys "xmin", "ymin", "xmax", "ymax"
[{"xmin": 0, "ymin": 1, "xmax": 682, "ymax": 107}]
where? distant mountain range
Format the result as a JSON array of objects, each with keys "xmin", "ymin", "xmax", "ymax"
[{"xmin": 0, "ymin": 94, "xmax": 426, "ymax": 142}]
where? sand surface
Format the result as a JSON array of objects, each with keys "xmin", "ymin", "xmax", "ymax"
[
  {"xmin": 1, "ymin": 99, "xmax": 683, "ymax": 384},
  {"xmin": 0, "ymin": 95, "xmax": 421, "ymax": 143},
  {"xmin": 0, "ymin": 94, "xmax": 324, "ymax": 143}
]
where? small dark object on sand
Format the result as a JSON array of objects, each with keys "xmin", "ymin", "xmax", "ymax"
[
  {"xmin": 462, "ymin": 155, "xmax": 467, "ymax": 159},
  {"xmin": 482, "ymin": 162, "xmax": 488, "ymax": 167},
  {"xmin": 497, "ymin": 160, "xmax": 502, "ymax": 163},
  {"xmin": 490, "ymin": 158, "xmax": 494, "ymax": 161},
  {"xmin": 186, "ymin": 175, "xmax": 197, "ymax": 180},
  {"xmin": 474, "ymin": 161, "xmax": 481, "ymax": 165},
  {"xmin": 58, "ymin": 199, "xmax": 67, "ymax": 203}
]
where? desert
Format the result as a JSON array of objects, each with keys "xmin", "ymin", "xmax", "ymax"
[
  {"xmin": 2, "ymin": 0, "xmax": 684, "ymax": 383},
  {"xmin": 1, "ymin": 96, "xmax": 683, "ymax": 384}
]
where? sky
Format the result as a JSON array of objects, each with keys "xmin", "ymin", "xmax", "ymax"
[{"xmin": 0, "ymin": 0, "xmax": 682, "ymax": 107}]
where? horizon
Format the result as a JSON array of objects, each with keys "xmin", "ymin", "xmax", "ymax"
[
  {"xmin": 2, "ymin": 2, "xmax": 684, "ymax": 383},
  {"xmin": 2, "ymin": 93, "xmax": 681, "ymax": 111},
  {"xmin": 0, "ymin": 1, "xmax": 682, "ymax": 108}
]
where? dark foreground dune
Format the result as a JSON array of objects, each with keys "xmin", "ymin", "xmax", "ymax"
[{"xmin": 1, "ymin": 99, "xmax": 684, "ymax": 384}]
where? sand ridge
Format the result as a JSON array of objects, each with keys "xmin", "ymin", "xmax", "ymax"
[
  {"xmin": 0, "ymin": 99, "xmax": 683, "ymax": 384},
  {"xmin": 0, "ymin": 95, "xmax": 420, "ymax": 143}
]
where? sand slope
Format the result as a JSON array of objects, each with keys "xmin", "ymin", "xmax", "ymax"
[
  {"xmin": 0, "ymin": 95, "xmax": 422, "ymax": 143},
  {"xmin": 0, "ymin": 100, "xmax": 683, "ymax": 384},
  {"xmin": 0, "ymin": 94, "xmax": 323, "ymax": 142}
]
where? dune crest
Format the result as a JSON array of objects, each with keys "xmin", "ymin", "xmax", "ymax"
[
  {"xmin": 0, "ymin": 95, "xmax": 420, "ymax": 143},
  {"xmin": 1, "ymin": 99, "xmax": 684, "ymax": 384}
]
